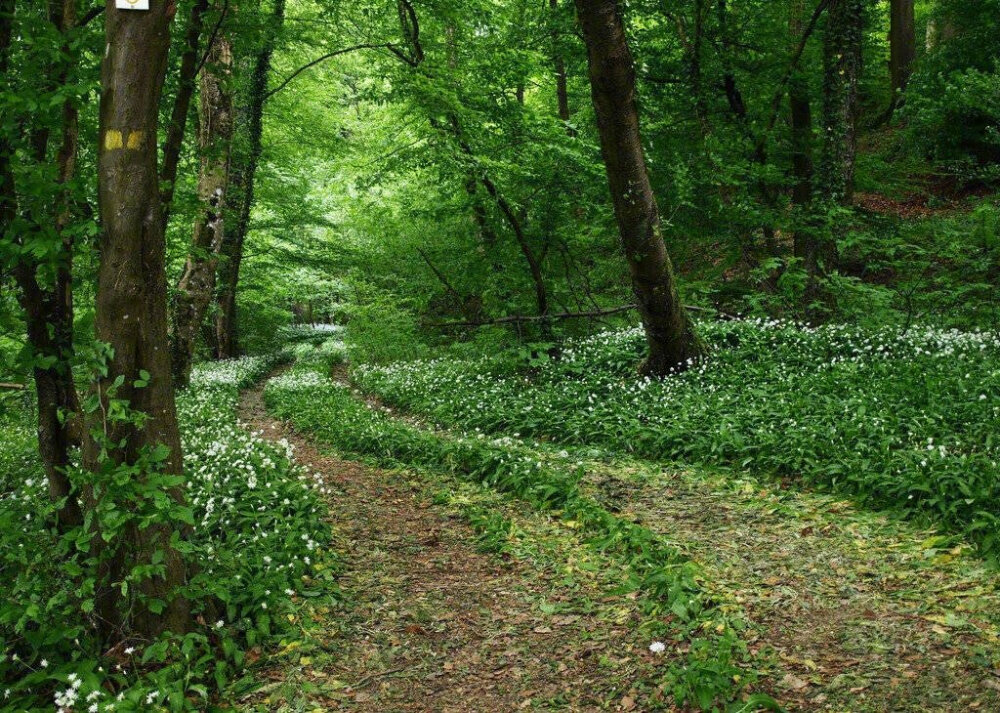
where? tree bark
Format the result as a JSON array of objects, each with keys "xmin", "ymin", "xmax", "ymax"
[
  {"xmin": 215, "ymin": 0, "xmax": 286, "ymax": 359},
  {"xmin": 4, "ymin": 0, "xmax": 84, "ymax": 530},
  {"xmin": 172, "ymin": 25, "xmax": 234, "ymax": 386},
  {"xmin": 159, "ymin": 0, "xmax": 209, "ymax": 221},
  {"xmin": 789, "ymin": 0, "xmax": 815, "ymax": 259},
  {"xmin": 93, "ymin": 0, "xmax": 189, "ymax": 640},
  {"xmin": 574, "ymin": 0, "xmax": 702, "ymax": 375},
  {"xmin": 889, "ymin": 0, "xmax": 915, "ymax": 96}
]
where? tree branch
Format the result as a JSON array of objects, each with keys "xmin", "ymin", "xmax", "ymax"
[
  {"xmin": 76, "ymin": 4, "xmax": 104, "ymax": 28},
  {"xmin": 194, "ymin": 0, "xmax": 229, "ymax": 79},
  {"xmin": 425, "ymin": 303, "xmax": 721, "ymax": 328},
  {"xmin": 264, "ymin": 43, "xmax": 394, "ymax": 101},
  {"xmin": 759, "ymin": 0, "xmax": 832, "ymax": 145},
  {"xmin": 417, "ymin": 247, "xmax": 465, "ymax": 303},
  {"xmin": 425, "ymin": 305, "xmax": 639, "ymax": 328}
]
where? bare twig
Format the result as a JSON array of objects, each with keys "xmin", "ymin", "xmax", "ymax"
[{"xmin": 194, "ymin": 0, "xmax": 230, "ymax": 79}]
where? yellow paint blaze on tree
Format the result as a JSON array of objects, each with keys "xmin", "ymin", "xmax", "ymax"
[
  {"xmin": 104, "ymin": 130, "xmax": 123, "ymax": 150},
  {"xmin": 127, "ymin": 130, "xmax": 144, "ymax": 150}
]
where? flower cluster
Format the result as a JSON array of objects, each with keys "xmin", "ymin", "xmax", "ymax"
[
  {"xmin": 0, "ymin": 354, "xmax": 335, "ymax": 710},
  {"xmin": 355, "ymin": 320, "xmax": 1000, "ymax": 558}
]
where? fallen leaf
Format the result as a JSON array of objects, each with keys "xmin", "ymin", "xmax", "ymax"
[{"xmin": 780, "ymin": 673, "xmax": 809, "ymax": 691}]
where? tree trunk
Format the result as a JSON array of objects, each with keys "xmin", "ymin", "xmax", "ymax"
[
  {"xmin": 3, "ymin": 0, "xmax": 84, "ymax": 530},
  {"xmin": 820, "ymin": 0, "xmax": 863, "ymax": 205},
  {"xmin": 889, "ymin": 0, "xmax": 915, "ymax": 96},
  {"xmin": 160, "ymin": 0, "xmax": 209, "ymax": 221},
  {"xmin": 689, "ymin": 0, "xmax": 711, "ymax": 137},
  {"xmin": 574, "ymin": 0, "xmax": 702, "ymax": 375},
  {"xmin": 13, "ymin": 266, "xmax": 83, "ymax": 531},
  {"xmin": 172, "ymin": 26, "xmax": 234, "ymax": 386},
  {"xmin": 438, "ymin": 116, "xmax": 550, "ymax": 318},
  {"xmin": 789, "ymin": 0, "xmax": 815, "ymax": 259},
  {"xmin": 93, "ymin": 0, "xmax": 189, "ymax": 640},
  {"xmin": 550, "ymin": 0, "xmax": 573, "ymax": 134},
  {"xmin": 808, "ymin": 0, "xmax": 863, "ymax": 317},
  {"xmin": 216, "ymin": 0, "xmax": 286, "ymax": 359}
]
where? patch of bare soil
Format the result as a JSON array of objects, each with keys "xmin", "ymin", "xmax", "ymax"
[{"xmin": 237, "ymin": 383, "xmax": 656, "ymax": 712}]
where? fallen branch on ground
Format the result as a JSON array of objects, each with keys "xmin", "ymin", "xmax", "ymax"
[{"xmin": 424, "ymin": 304, "xmax": 720, "ymax": 328}]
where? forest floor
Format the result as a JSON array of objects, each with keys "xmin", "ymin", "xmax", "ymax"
[
  {"xmin": 236, "ymin": 380, "xmax": 664, "ymax": 712},
  {"xmin": 236, "ymin": 371, "xmax": 1000, "ymax": 712}
]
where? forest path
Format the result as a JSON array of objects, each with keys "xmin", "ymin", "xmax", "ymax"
[
  {"xmin": 579, "ymin": 460, "xmax": 1000, "ymax": 711},
  {"xmin": 236, "ymin": 379, "xmax": 663, "ymax": 712},
  {"xmin": 346, "ymin": 376, "xmax": 1000, "ymax": 712}
]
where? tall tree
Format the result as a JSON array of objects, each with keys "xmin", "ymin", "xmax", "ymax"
[
  {"xmin": 820, "ymin": 0, "xmax": 863, "ymax": 206},
  {"xmin": 215, "ymin": 0, "xmax": 286, "ymax": 359},
  {"xmin": 574, "ymin": 0, "xmax": 703, "ymax": 374},
  {"xmin": 3, "ymin": 0, "xmax": 85, "ymax": 530},
  {"xmin": 805, "ymin": 0, "xmax": 863, "ymax": 317},
  {"xmin": 549, "ymin": 0, "xmax": 573, "ymax": 132},
  {"xmin": 160, "ymin": 0, "xmax": 210, "ymax": 221},
  {"xmin": 889, "ymin": 0, "xmax": 916, "ymax": 97},
  {"xmin": 789, "ymin": 0, "xmax": 815, "ymax": 258},
  {"xmin": 172, "ymin": 15, "xmax": 235, "ymax": 385},
  {"xmin": 93, "ymin": 0, "xmax": 189, "ymax": 639}
]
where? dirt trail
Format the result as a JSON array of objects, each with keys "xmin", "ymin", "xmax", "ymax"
[
  {"xmin": 237, "ymin": 382, "xmax": 654, "ymax": 712},
  {"xmin": 238, "ymin": 371, "xmax": 1000, "ymax": 711},
  {"xmin": 585, "ymin": 464, "xmax": 1000, "ymax": 711}
]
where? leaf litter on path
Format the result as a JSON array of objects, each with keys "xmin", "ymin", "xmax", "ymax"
[{"xmin": 237, "ymin": 381, "xmax": 684, "ymax": 712}]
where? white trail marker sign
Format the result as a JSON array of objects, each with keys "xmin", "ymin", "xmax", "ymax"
[{"xmin": 116, "ymin": 0, "xmax": 150, "ymax": 9}]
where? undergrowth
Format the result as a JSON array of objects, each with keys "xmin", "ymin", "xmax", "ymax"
[
  {"xmin": 354, "ymin": 320, "xmax": 1000, "ymax": 561},
  {"xmin": 264, "ymin": 362, "xmax": 781, "ymax": 711},
  {"xmin": 0, "ymin": 355, "xmax": 336, "ymax": 711}
]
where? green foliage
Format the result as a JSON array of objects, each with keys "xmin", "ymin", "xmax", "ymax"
[
  {"xmin": 345, "ymin": 290, "xmax": 427, "ymax": 365},
  {"xmin": 0, "ymin": 355, "xmax": 336, "ymax": 710},
  {"xmin": 903, "ymin": 0, "xmax": 1000, "ymax": 171},
  {"xmin": 905, "ymin": 64, "xmax": 1000, "ymax": 170},
  {"xmin": 355, "ymin": 320, "xmax": 1000, "ymax": 561}
]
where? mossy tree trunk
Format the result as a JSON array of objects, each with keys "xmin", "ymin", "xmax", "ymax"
[
  {"xmin": 806, "ymin": 0, "xmax": 864, "ymax": 319},
  {"xmin": 172, "ymin": 18, "xmax": 235, "ymax": 386},
  {"xmin": 93, "ymin": 0, "xmax": 190, "ymax": 641},
  {"xmin": 574, "ymin": 0, "xmax": 703, "ymax": 375},
  {"xmin": 215, "ymin": 0, "xmax": 286, "ymax": 359}
]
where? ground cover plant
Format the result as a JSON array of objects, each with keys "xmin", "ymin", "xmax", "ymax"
[
  {"xmin": 263, "ymin": 360, "xmax": 784, "ymax": 710},
  {"xmin": 4, "ymin": 0, "xmax": 1000, "ymax": 709},
  {"xmin": 354, "ymin": 319, "xmax": 1000, "ymax": 560},
  {"xmin": 0, "ymin": 356, "xmax": 335, "ymax": 711}
]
